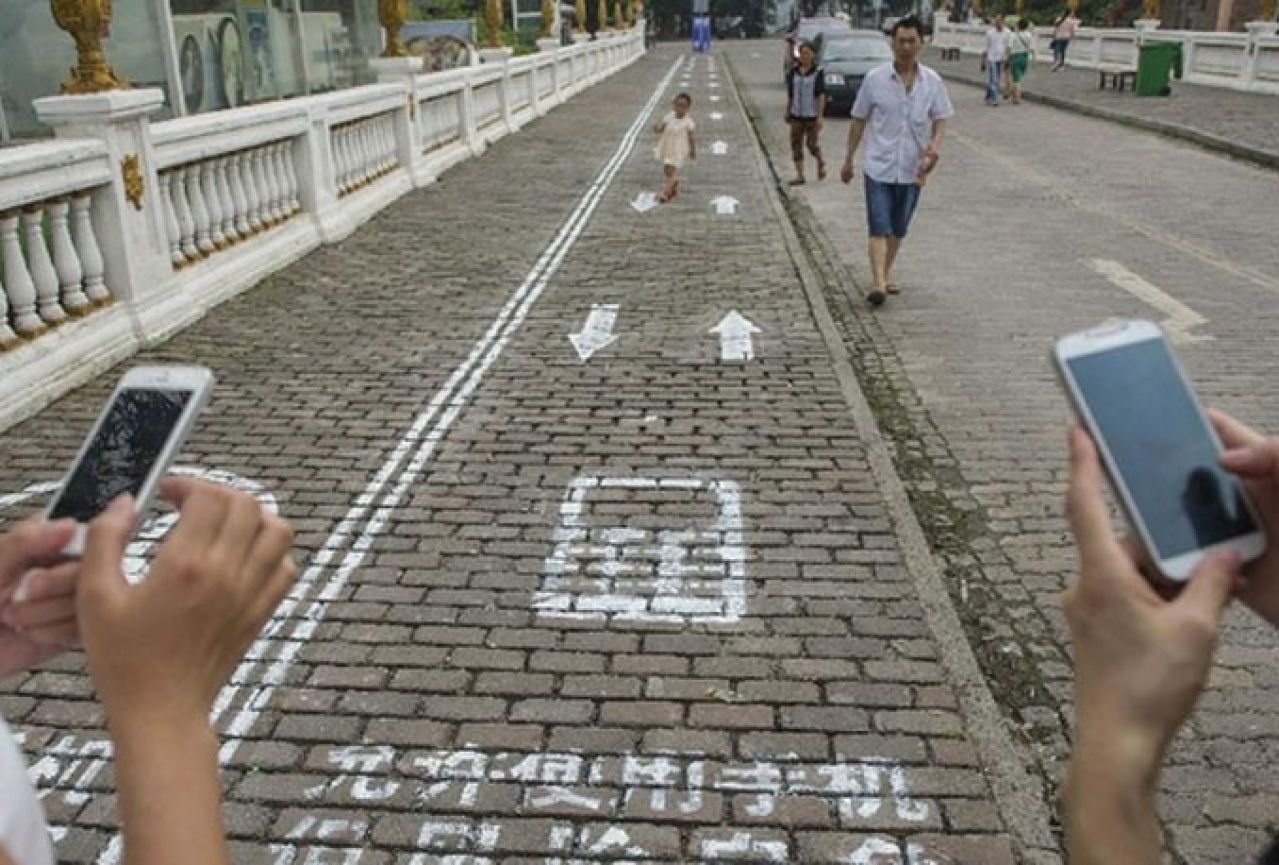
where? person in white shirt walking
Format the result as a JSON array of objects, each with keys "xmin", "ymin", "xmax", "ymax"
[
  {"xmin": 839, "ymin": 15, "xmax": 954, "ymax": 307},
  {"xmin": 1051, "ymin": 10, "xmax": 1080, "ymax": 70},
  {"xmin": 983, "ymin": 15, "xmax": 1011, "ymax": 106}
]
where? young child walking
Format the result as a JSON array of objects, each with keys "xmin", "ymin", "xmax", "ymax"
[{"xmin": 654, "ymin": 93, "xmax": 696, "ymax": 203}]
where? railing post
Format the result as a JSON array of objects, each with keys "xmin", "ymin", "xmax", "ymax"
[
  {"xmin": 460, "ymin": 77, "xmax": 483, "ymax": 156},
  {"xmin": 370, "ymin": 57, "xmax": 427, "ymax": 185},
  {"xmin": 33, "ymin": 90, "xmax": 171, "ymax": 309}
]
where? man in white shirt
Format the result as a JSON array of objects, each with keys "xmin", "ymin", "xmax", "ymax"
[
  {"xmin": 984, "ymin": 15, "xmax": 1011, "ymax": 105},
  {"xmin": 838, "ymin": 15, "xmax": 954, "ymax": 307}
]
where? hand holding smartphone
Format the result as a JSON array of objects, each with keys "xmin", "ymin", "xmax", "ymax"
[
  {"xmin": 1055, "ymin": 320, "xmax": 1266, "ymax": 583},
  {"xmin": 44, "ymin": 365, "xmax": 215, "ymax": 558}
]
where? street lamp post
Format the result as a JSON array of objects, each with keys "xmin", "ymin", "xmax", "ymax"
[{"xmin": 49, "ymin": 0, "xmax": 129, "ymax": 94}]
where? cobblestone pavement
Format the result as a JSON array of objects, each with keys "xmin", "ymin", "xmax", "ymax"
[
  {"xmin": 727, "ymin": 40, "xmax": 1279, "ymax": 865},
  {"xmin": 924, "ymin": 46, "xmax": 1279, "ymax": 167},
  {"xmin": 0, "ymin": 46, "xmax": 1057, "ymax": 864}
]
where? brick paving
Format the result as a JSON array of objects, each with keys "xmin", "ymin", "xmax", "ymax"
[
  {"xmin": 0, "ymin": 46, "xmax": 1040, "ymax": 864},
  {"xmin": 925, "ymin": 45, "xmax": 1279, "ymax": 167},
  {"xmin": 726, "ymin": 40, "xmax": 1279, "ymax": 865}
]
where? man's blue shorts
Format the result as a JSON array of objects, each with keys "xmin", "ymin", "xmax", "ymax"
[{"xmin": 864, "ymin": 175, "xmax": 921, "ymax": 238}]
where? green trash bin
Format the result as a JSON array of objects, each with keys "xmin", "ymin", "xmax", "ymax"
[{"xmin": 1136, "ymin": 40, "xmax": 1183, "ymax": 96}]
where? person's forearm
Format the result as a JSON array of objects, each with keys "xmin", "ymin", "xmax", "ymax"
[
  {"xmin": 844, "ymin": 120, "xmax": 864, "ymax": 160},
  {"xmin": 1066, "ymin": 737, "xmax": 1162, "ymax": 865},
  {"xmin": 929, "ymin": 119, "xmax": 946, "ymax": 152},
  {"xmin": 817, "ymin": 95, "xmax": 827, "ymax": 118},
  {"xmin": 112, "ymin": 717, "xmax": 228, "ymax": 865}
]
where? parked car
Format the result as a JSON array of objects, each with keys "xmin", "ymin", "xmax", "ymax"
[
  {"xmin": 783, "ymin": 16, "xmax": 854, "ymax": 80},
  {"xmin": 818, "ymin": 32, "xmax": 893, "ymax": 114}
]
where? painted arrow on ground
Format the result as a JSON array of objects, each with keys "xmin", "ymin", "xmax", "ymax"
[
  {"xmin": 570, "ymin": 304, "xmax": 621, "ymax": 361},
  {"xmin": 710, "ymin": 195, "xmax": 739, "ymax": 216},
  {"xmin": 709, "ymin": 95, "xmax": 721, "ymax": 102},
  {"xmin": 710, "ymin": 310, "xmax": 760, "ymax": 361},
  {"xmin": 631, "ymin": 191, "xmax": 659, "ymax": 213},
  {"xmin": 711, "ymin": 140, "xmax": 728, "ymax": 155},
  {"xmin": 710, "ymin": 111, "xmax": 724, "ymax": 121}
]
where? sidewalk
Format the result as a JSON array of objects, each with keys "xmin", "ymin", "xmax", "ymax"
[
  {"xmin": 926, "ymin": 47, "xmax": 1279, "ymax": 170},
  {"xmin": 0, "ymin": 46, "xmax": 1054, "ymax": 864}
]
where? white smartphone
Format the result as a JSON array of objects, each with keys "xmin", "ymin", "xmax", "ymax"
[
  {"xmin": 1055, "ymin": 319, "xmax": 1266, "ymax": 583},
  {"xmin": 45, "ymin": 365, "xmax": 215, "ymax": 558}
]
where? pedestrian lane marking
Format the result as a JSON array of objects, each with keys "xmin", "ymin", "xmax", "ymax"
[
  {"xmin": 532, "ymin": 475, "xmax": 747, "ymax": 623},
  {"xmin": 1088, "ymin": 258, "xmax": 1212, "ymax": 345}
]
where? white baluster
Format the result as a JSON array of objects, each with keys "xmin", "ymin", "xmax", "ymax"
[
  {"xmin": 269, "ymin": 143, "xmax": 288, "ymax": 221},
  {"xmin": 161, "ymin": 172, "xmax": 185, "ymax": 268},
  {"xmin": 201, "ymin": 161, "xmax": 227, "ymax": 251},
  {"xmin": 187, "ymin": 164, "xmax": 214, "ymax": 256},
  {"xmin": 336, "ymin": 126, "xmax": 352, "ymax": 194},
  {"xmin": 71, "ymin": 194, "xmax": 109, "ymax": 305},
  {"xmin": 266, "ymin": 143, "xmax": 285, "ymax": 224},
  {"xmin": 22, "ymin": 208, "xmax": 65, "ymax": 326},
  {"xmin": 357, "ymin": 123, "xmax": 371, "ymax": 186},
  {"xmin": 172, "ymin": 170, "xmax": 198, "ymax": 263},
  {"xmin": 228, "ymin": 153, "xmax": 252, "ymax": 237},
  {"xmin": 214, "ymin": 158, "xmax": 239, "ymax": 244},
  {"xmin": 0, "ymin": 212, "xmax": 42, "ymax": 336},
  {"xmin": 282, "ymin": 141, "xmax": 300, "ymax": 214},
  {"xmin": 48, "ymin": 198, "xmax": 90, "ymax": 315},
  {"xmin": 239, "ymin": 151, "xmax": 264, "ymax": 234},
  {"xmin": 384, "ymin": 117, "xmax": 396, "ymax": 169},
  {"xmin": 377, "ymin": 118, "xmax": 390, "ymax": 173},
  {"xmin": 0, "ymin": 262, "xmax": 17, "ymax": 348},
  {"xmin": 251, "ymin": 148, "xmax": 273, "ymax": 227}
]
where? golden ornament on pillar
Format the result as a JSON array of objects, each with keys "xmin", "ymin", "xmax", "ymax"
[
  {"xmin": 378, "ymin": 0, "xmax": 408, "ymax": 58},
  {"xmin": 1262, "ymin": 0, "xmax": 1276, "ymax": 22},
  {"xmin": 1141, "ymin": 0, "xmax": 1160, "ymax": 18},
  {"xmin": 541, "ymin": 0, "xmax": 556, "ymax": 37},
  {"xmin": 614, "ymin": 0, "xmax": 624, "ymax": 27},
  {"xmin": 484, "ymin": 0, "xmax": 505, "ymax": 46},
  {"xmin": 1067, "ymin": 0, "xmax": 1080, "ymax": 11},
  {"xmin": 50, "ymin": 0, "xmax": 129, "ymax": 94},
  {"xmin": 575, "ymin": 0, "xmax": 587, "ymax": 32},
  {"xmin": 597, "ymin": 0, "xmax": 608, "ymax": 29}
]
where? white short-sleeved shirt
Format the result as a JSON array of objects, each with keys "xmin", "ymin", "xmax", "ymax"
[
  {"xmin": 985, "ymin": 27, "xmax": 1011, "ymax": 61},
  {"xmin": 850, "ymin": 63, "xmax": 955, "ymax": 185},
  {"xmin": 0, "ymin": 717, "xmax": 54, "ymax": 865}
]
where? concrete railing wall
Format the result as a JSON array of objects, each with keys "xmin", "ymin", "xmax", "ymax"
[{"xmin": 935, "ymin": 21, "xmax": 1279, "ymax": 94}]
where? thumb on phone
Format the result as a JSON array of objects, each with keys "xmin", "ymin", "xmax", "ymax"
[
  {"xmin": 1177, "ymin": 548, "xmax": 1241, "ymax": 625},
  {"xmin": 80, "ymin": 495, "xmax": 134, "ymax": 609}
]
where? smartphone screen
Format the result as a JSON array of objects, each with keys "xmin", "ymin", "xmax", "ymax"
[
  {"xmin": 1066, "ymin": 337, "xmax": 1257, "ymax": 560},
  {"xmin": 48, "ymin": 388, "xmax": 192, "ymax": 523}
]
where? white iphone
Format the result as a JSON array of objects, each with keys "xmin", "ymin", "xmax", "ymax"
[
  {"xmin": 1055, "ymin": 319, "xmax": 1266, "ymax": 583},
  {"xmin": 45, "ymin": 365, "xmax": 215, "ymax": 558}
]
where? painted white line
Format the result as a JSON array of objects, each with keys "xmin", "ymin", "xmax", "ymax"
[
  {"xmin": 711, "ymin": 140, "xmax": 728, "ymax": 155},
  {"xmin": 213, "ymin": 56, "xmax": 687, "ymax": 756},
  {"xmin": 1088, "ymin": 258, "xmax": 1212, "ymax": 344},
  {"xmin": 710, "ymin": 310, "xmax": 760, "ymax": 361},
  {"xmin": 568, "ymin": 303, "xmax": 621, "ymax": 361},
  {"xmin": 710, "ymin": 111, "xmax": 725, "ymax": 121},
  {"xmin": 630, "ymin": 190, "xmax": 659, "ymax": 213},
  {"xmin": 711, "ymin": 195, "xmax": 740, "ymax": 216}
]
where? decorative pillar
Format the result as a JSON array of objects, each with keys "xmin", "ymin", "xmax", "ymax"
[
  {"xmin": 49, "ymin": 0, "xmax": 129, "ymax": 94},
  {"xmin": 484, "ymin": 0, "xmax": 505, "ymax": 48},
  {"xmin": 575, "ymin": 0, "xmax": 589, "ymax": 38},
  {"xmin": 597, "ymin": 0, "xmax": 609, "ymax": 34},
  {"xmin": 34, "ymin": 90, "xmax": 170, "ymax": 307}
]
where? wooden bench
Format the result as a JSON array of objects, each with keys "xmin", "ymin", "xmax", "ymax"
[
  {"xmin": 939, "ymin": 46, "xmax": 961, "ymax": 61},
  {"xmin": 1098, "ymin": 64, "xmax": 1137, "ymax": 91}
]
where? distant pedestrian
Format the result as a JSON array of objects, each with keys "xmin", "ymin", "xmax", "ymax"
[
  {"xmin": 1051, "ymin": 9, "xmax": 1080, "ymax": 70},
  {"xmin": 654, "ymin": 92, "xmax": 696, "ymax": 203},
  {"xmin": 1009, "ymin": 18, "xmax": 1035, "ymax": 103},
  {"xmin": 785, "ymin": 41, "xmax": 828, "ymax": 185},
  {"xmin": 982, "ymin": 14, "xmax": 1010, "ymax": 106},
  {"xmin": 839, "ymin": 16, "xmax": 953, "ymax": 307}
]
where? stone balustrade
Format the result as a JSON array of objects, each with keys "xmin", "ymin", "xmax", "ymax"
[
  {"xmin": 934, "ymin": 21, "xmax": 1279, "ymax": 94},
  {"xmin": 0, "ymin": 29, "xmax": 645, "ymax": 431}
]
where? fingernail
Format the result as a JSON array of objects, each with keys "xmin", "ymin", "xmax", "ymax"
[{"xmin": 11, "ymin": 576, "xmax": 34, "ymax": 604}]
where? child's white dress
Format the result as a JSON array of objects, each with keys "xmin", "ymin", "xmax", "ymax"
[{"xmin": 655, "ymin": 112, "xmax": 695, "ymax": 167}]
